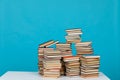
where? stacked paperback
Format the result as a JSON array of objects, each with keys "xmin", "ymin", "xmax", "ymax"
[
  {"xmin": 38, "ymin": 48, "xmax": 54, "ymax": 75},
  {"xmin": 80, "ymin": 56, "xmax": 100, "ymax": 78},
  {"xmin": 43, "ymin": 50, "xmax": 62, "ymax": 78},
  {"xmin": 56, "ymin": 43, "xmax": 72, "ymax": 75},
  {"xmin": 65, "ymin": 29, "xmax": 82, "ymax": 43},
  {"xmin": 63, "ymin": 56, "xmax": 80, "ymax": 76},
  {"xmin": 56, "ymin": 43, "xmax": 72, "ymax": 57},
  {"xmin": 75, "ymin": 42, "xmax": 93, "ymax": 55},
  {"xmin": 38, "ymin": 40, "xmax": 58, "ymax": 76}
]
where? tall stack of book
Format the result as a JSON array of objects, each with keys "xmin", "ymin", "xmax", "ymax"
[
  {"xmin": 65, "ymin": 29, "xmax": 82, "ymax": 43},
  {"xmin": 56, "ymin": 43, "xmax": 72, "ymax": 57},
  {"xmin": 43, "ymin": 50, "xmax": 62, "ymax": 78},
  {"xmin": 63, "ymin": 56, "xmax": 80, "ymax": 76},
  {"xmin": 38, "ymin": 48, "xmax": 54, "ymax": 75},
  {"xmin": 38, "ymin": 40, "xmax": 59, "ymax": 75},
  {"xmin": 80, "ymin": 55, "xmax": 100, "ymax": 78},
  {"xmin": 75, "ymin": 42, "xmax": 93, "ymax": 56},
  {"xmin": 56, "ymin": 43, "xmax": 72, "ymax": 75}
]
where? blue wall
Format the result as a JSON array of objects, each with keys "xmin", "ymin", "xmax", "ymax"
[{"xmin": 0, "ymin": 0, "xmax": 119, "ymax": 79}]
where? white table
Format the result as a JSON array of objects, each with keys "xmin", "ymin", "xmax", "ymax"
[{"xmin": 0, "ymin": 71, "xmax": 110, "ymax": 80}]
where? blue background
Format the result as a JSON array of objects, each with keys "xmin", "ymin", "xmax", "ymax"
[{"xmin": 0, "ymin": 0, "xmax": 119, "ymax": 79}]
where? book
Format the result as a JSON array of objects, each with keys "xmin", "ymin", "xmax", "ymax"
[
  {"xmin": 39, "ymin": 40, "xmax": 59, "ymax": 48},
  {"xmin": 43, "ymin": 69, "xmax": 61, "ymax": 78}
]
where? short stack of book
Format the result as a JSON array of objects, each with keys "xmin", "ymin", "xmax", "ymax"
[
  {"xmin": 43, "ymin": 50, "xmax": 62, "ymax": 78},
  {"xmin": 75, "ymin": 42, "xmax": 93, "ymax": 56},
  {"xmin": 63, "ymin": 56, "xmax": 80, "ymax": 76},
  {"xmin": 65, "ymin": 29, "xmax": 82, "ymax": 43},
  {"xmin": 80, "ymin": 55, "xmax": 100, "ymax": 78},
  {"xmin": 56, "ymin": 43, "xmax": 72, "ymax": 57}
]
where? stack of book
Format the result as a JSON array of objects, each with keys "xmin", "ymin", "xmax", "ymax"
[
  {"xmin": 75, "ymin": 42, "xmax": 93, "ymax": 56},
  {"xmin": 38, "ymin": 48, "xmax": 54, "ymax": 75},
  {"xmin": 65, "ymin": 29, "xmax": 82, "ymax": 43},
  {"xmin": 43, "ymin": 50, "xmax": 62, "ymax": 78},
  {"xmin": 38, "ymin": 40, "xmax": 59, "ymax": 76},
  {"xmin": 80, "ymin": 55, "xmax": 100, "ymax": 78},
  {"xmin": 56, "ymin": 43, "xmax": 72, "ymax": 57},
  {"xmin": 63, "ymin": 56, "xmax": 80, "ymax": 76}
]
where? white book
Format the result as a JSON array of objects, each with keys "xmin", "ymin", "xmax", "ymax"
[
  {"xmin": 83, "ymin": 55, "xmax": 100, "ymax": 58},
  {"xmin": 67, "ymin": 33, "xmax": 82, "ymax": 35}
]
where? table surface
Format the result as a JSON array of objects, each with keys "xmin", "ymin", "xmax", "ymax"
[{"xmin": 0, "ymin": 71, "xmax": 110, "ymax": 80}]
